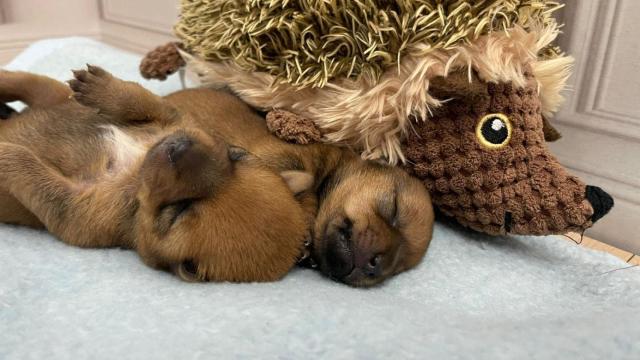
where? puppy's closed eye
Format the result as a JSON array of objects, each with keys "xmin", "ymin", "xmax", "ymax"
[
  {"xmin": 155, "ymin": 199, "xmax": 196, "ymax": 234},
  {"xmin": 172, "ymin": 198, "xmax": 194, "ymax": 215},
  {"xmin": 228, "ymin": 146, "xmax": 248, "ymax": 162}
]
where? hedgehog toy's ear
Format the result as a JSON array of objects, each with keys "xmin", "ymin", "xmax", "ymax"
[
  {"xmin": 429, "ymin": 69, "xmax": 487, "ymax": 98},
  {"xmin": 542, "ymin": 116, "xmax": 562, "ymax": 142}
]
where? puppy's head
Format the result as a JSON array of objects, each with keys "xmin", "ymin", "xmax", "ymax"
[
  {"xmin": 312, "ymin": 161, "xmax": 434, "ymax": 287},
  {"xmin": 134, "ymin": 128, "xmax": 311, "ymax": 282}
]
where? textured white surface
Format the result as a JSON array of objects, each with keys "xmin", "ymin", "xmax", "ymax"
[{"xmin": 1, "ymin": 38, "xmax": 639, "ymax": 360}]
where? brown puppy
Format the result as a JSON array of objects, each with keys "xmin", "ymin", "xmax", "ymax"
[
  {"xmin": 0, "ymin": 68, "xmax": 313, "ymax": 282},
  {"xmin": 160, "ymin": 89, "xmax": 435, "ymax": 287},
  {"xmin": 1, "ymin": 68, "xmax": 435, "ymax": 287}
]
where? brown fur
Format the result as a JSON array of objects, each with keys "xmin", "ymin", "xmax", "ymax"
[
  {"xmin": 163, "ymin": 89, "xmax": 434, "ymax": 287},
  {"xmin": 0, "ymin": 68, "xmax": 311, "ymax": 282},
  {"xmin": 262, "ymin": 71, "xmax": 612, "ymax": 238},
  {"xmin": 0, "ymin": 68, "xmax": 435, "ymax": 287}
]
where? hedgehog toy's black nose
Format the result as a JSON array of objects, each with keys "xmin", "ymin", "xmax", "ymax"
[{"xmin": 585, "ymin": 185, "xmax": 614, "ymax": 223}]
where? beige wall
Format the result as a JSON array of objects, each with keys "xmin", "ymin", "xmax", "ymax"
[
  {"xmin": 552, "ymin": 0, "xmax": 640, "ymax": 253},
  {"xmin": 0, "ymin": 0, "xmax": 177, "ymax": 64},
  {"xmin": 0, "ymin": 0, "xmax": 101, "ymax": 63},
  {"xmin": 98, "ymin": 0, "xmax": 178, "ymax": 53}
]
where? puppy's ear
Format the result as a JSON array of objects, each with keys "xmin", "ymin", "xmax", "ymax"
[{"xmin": 280, "ymin": 170, "xmax": 314, "ymax": 195}]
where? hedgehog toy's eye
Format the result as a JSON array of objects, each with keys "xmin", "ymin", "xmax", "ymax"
[{"xmin": 476, "ymin": 113, "xmax": 512, "ymax": 149}]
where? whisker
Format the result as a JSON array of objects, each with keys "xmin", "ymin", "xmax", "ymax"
[
  {"xmin": 561, "ymin": 233, "xmax": 580, "ymax": 245},
  {"xmin": 563, "ymin": 233, "xmax": 638, "ymax": 275},
  {"xmin": 599, "ymin": 264, "xmax": 639, "ymax": 276}
]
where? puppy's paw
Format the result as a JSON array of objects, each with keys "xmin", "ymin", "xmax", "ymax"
[
  {"xmin": 0, "ymin": 70, "xmax": 17, "ymax": 102},
  {"xmin": 68, "ymin": 65, "xmax": 117, "ymax": 110},
  {"xmin": 0, "ymin": 69, "xmax": 12, "ymax": 82}
]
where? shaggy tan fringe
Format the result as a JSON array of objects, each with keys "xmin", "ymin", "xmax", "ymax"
[
  {"xmin": 187, "ymin": 25, "xmax": 572, "ymax": 164},
  {"xmin": 176, "ymin": 0, "xmax": 563, "ymax": 89}
]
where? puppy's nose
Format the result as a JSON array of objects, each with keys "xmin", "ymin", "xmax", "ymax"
[
  {"xmin": 325, "ymin": 233, "xmax": 354, "ymax": 279},
  {"xmin": 165, "ymin": 136, "xmax": 193, "ymax": 163},
  {"xmin": 359, "ymin": 254, "xmax": 382, "ymax": 278},
  {"xmin": 585, "ymin": 185, "xmax": 614, "ymax": 223}
]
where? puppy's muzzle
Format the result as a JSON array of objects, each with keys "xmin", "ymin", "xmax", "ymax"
[
  {"xmin": 324, "ymin": 218, "xmax": 383, "ymax": 283},
  {"xmin": 162, "ymin": 134, "xmax": 193, "ymax": 164}
]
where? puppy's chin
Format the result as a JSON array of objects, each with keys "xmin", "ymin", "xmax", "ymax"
[{"xmin": 341, "ymin": 269, "xmax": 386, "ymax": 288}]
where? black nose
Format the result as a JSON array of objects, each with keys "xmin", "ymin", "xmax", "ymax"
[
  {"xmin": 324, "ymin": 237, "xmax": 354, "ymax": 279},
  {"xmin": 165, "ymin": 136, "xmax": 193, "ymax": 163},
  {"xmin": 324, "ymin": 224, "xmax": 355, "ymax": 279},
  {"xmin": 585, "ymin": 185, "xmax": 614, "ymax": 223},
  {"xmin": 362, "ymin": 254, "xmax": 383, "ymax": 278}
]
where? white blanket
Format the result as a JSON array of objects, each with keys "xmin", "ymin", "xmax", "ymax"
[{"xmin": 1, "ymin": 38, "xmax": 639, "ymax": 360}]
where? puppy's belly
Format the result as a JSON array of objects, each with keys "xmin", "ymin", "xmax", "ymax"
[{"xmin": 100, "ymin": 125, "xmax": 150, "ymax": 175}]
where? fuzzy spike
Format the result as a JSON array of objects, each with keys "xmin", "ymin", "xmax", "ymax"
[{"xmin": 175, "ymin": 0, "xmax": 563, "ymax": 89}]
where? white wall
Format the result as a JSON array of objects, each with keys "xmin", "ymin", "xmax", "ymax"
[
  {"xmin": 0, "ymin": 0, "xmax": 101, "ymax": 63},
  {"xmin": 98, "ymin": 0, "xmax": 178, "ymax": 53},
  {"xmin": 0, "ymin": 0, "xmax": 176, "ymax": 64}
]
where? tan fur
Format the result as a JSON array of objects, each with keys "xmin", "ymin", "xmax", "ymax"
[
  {"xmin": 0, "ymin": 68, "xmax": 434, "ymax": 287},
  {"xmin": 188, "ymin": 25, "xmax": 572, "ymax": 164},
  {"xmin": 0, "ymin": 68, "xmax": 310, "ymax": 282},
  {"xmin": 164, "ymin": 89, "xmax": 435, "ymax": 287}
]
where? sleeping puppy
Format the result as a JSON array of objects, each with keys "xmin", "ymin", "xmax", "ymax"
[
  {"xmin": 0, "ymin": 69, "xmax": 313, "ymax": 282},
  {"xmin": 1, "ymin": 67, "xmax": 435, "ymax": 287},
  {"xmin": 59, "ymin": 69, "xmax": 434, "ymax": 287},
  {"xmin": 161, "ymin": 87, "xmax": 435, "ymax": 287},
  {"xmin": 310, "ymin": 158, "xmax": 434, "ymax": 286}
]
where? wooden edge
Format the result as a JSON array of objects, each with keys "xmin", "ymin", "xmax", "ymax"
[{"xmin": 562, "ymin": 232, "xmax": 638, "ymax": 263}]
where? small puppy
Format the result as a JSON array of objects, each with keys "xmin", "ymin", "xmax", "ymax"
[
  {"xmin": 0, "ymin": 68, "xmax": 313, "ymax": 282},
  {"xmin": 161, "ymin": 88, "xmax": 435, "ymax": 287},
  {"xmin": 1, "ymin": 67, "xmax": 435, "ymax": 287}
]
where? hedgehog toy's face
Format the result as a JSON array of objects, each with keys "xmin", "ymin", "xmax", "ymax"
[{"xmin": 404, "ymin": 70, "xmax": 613, "ymax": 235}]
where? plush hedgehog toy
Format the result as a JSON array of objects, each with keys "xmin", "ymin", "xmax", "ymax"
[{"xmin": 141, "ymin": 0, "xmax": 614, "ymax": 236}]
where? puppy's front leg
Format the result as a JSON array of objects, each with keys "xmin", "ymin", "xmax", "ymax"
[
  {"xmin": 68, "ymin": 65, "xmax": 178, "ymax": 125},
  {"xmin": 0, "ymin": 70, "xmax": 71, "ymax": 108},
  {"xmin": 0, "ymin": 143, "xmax": 121, "ymax": 248}
]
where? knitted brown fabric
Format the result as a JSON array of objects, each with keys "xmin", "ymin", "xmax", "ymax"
[
  {"xmin": 403, "ymin": 70, "xmax": 593, "ymax": 235},
  {"xmin": 266, "ymin": 109, "xmax": 322, "ymax": 144},
  {"xmin": 139, "ymin": 42, "xmax": 186, "ymax": 80}
]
